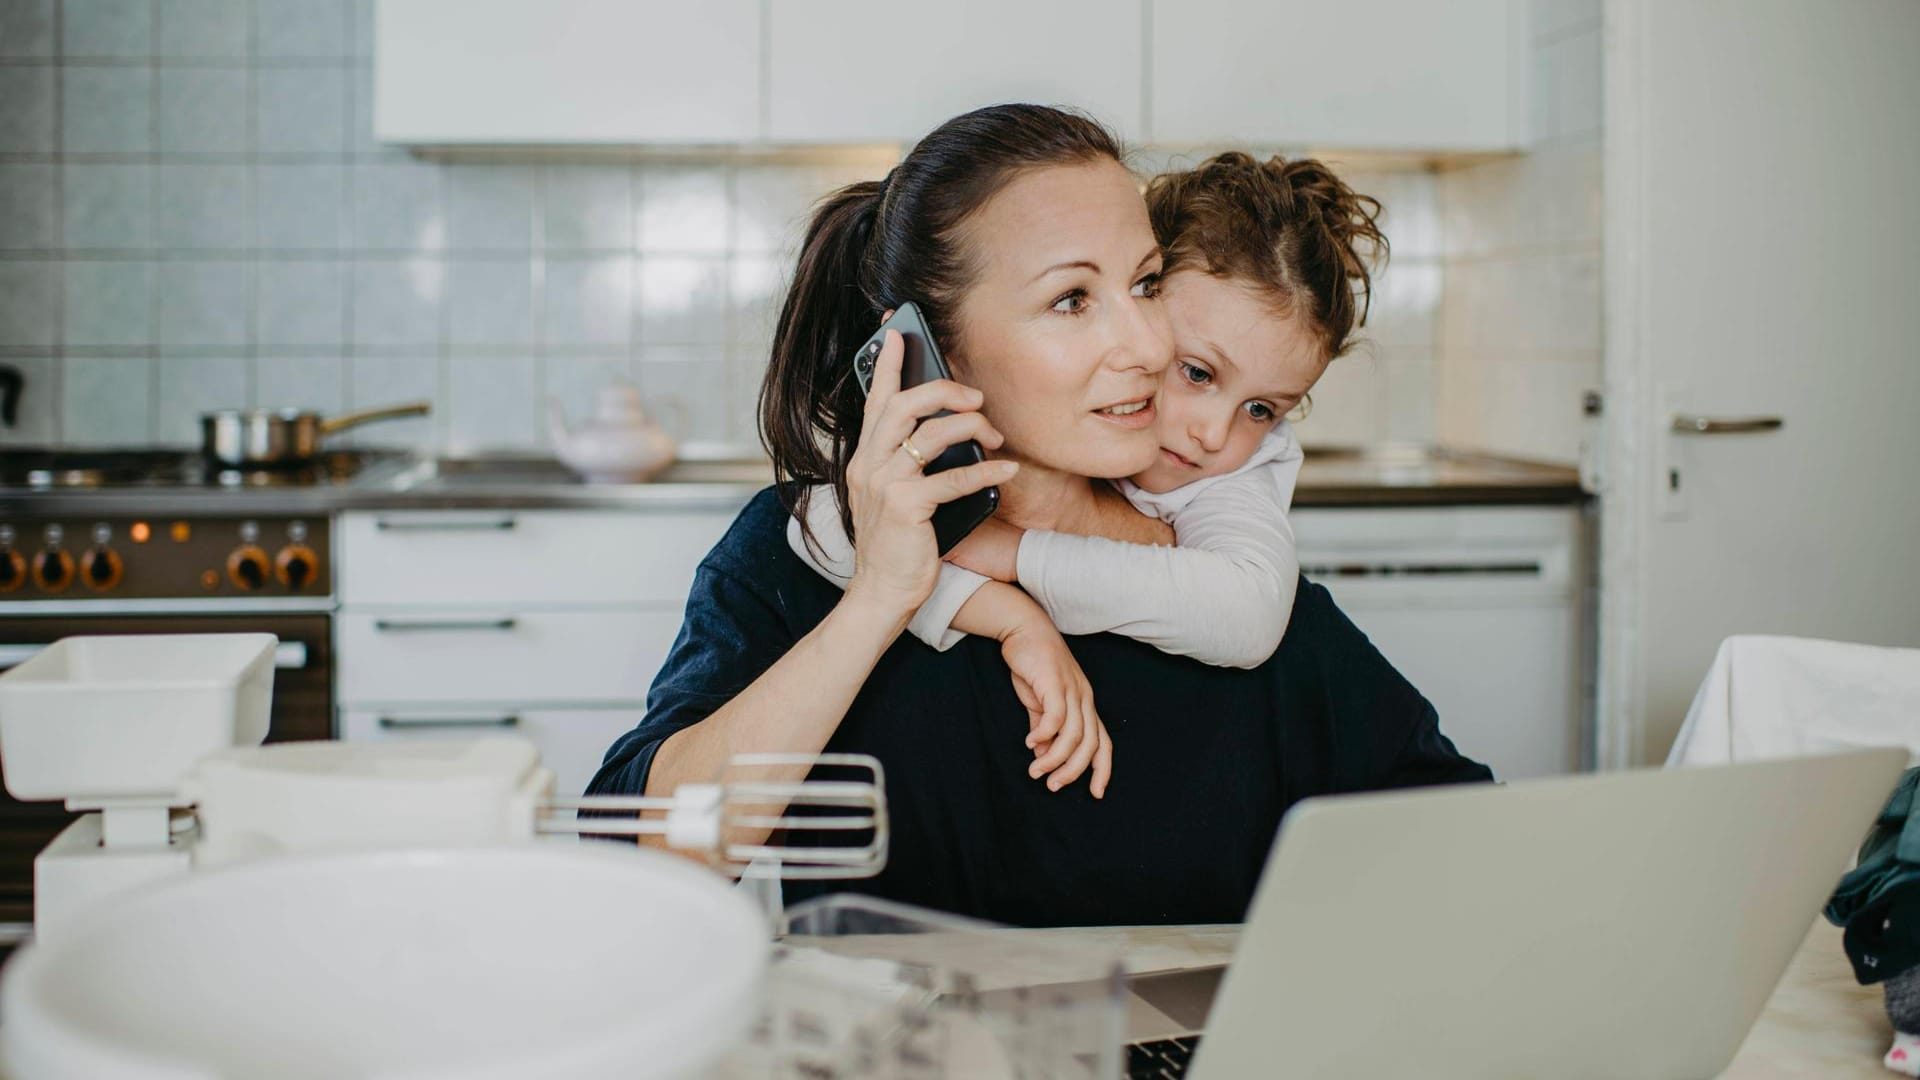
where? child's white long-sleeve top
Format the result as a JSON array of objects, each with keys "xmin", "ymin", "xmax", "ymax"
[{"xmin": 786, "ymin": 422, "xmax": 1304, "ymax": 669}]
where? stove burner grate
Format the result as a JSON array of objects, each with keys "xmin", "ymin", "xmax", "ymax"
[{"xmin": 1, "ymin": 449, "xmax": 390, "ymax": 490}]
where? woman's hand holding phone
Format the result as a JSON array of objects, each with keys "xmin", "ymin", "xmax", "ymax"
[{"xmin": 844, "ymin": 329, "xmax": 1018, "ymax": 621}]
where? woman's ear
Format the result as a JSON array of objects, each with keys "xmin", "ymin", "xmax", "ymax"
[{"xmin": 880, "ymin": 307, "xmax": 896, "ymax": 323}]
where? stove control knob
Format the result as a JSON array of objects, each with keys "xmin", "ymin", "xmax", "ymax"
[
  {"xmin": 32, "ymin": 549, "xmax": 74, "ymax": 592},
  {"xmin": 227, "ymin": 545, "xmax": 270, "ymax": 591},
  {"xmin": 81, "ymin": 547, "xmax": 124, "ymax": 592},
  {"xmin": 275, "ymin": 544, "xmax": 318, "ymax": 590},
  {"xmin": 0, "ymin": 550, "xmax": 24, "ymax": 592}
]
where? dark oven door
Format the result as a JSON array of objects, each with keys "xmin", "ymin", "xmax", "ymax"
[{"xmin": 0, "ymin": 614, "xmax": 332, "ymax": 935}]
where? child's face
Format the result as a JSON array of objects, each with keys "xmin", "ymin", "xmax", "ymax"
[{"xmin": 1130, "ymin": 271, "xmax": 1329, "ymax": 495}]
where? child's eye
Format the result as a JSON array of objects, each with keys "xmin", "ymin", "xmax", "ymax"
[
  {"xmin": 1244, "ymin": 401, "xmax": 1277, "ymax": 422},
  {"xmin": 1179, "ymin": 361, "xmax": 1212, "ymax": 386},
  {"xmin": 1051, "ymin": 289, "xmax": 1089, "ymax": 315},
  {"xmin": 1130, "ymin": 272, "xmax": 1163, "ymax": 299}
]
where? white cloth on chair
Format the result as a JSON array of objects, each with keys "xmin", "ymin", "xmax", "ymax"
[{"xmin": 1665, "ymin": 635, "xmax": 1920, "ymax": 767}]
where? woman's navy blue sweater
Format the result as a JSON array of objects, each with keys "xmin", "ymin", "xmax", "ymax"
[{"xmin": 588, "ymin": 487, "xmax": 1492, "ymax": 927}]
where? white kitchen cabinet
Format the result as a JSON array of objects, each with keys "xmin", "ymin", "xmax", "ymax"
[
  {"xmin": 376, "ymin": 0, "xmax": 1525, "ymax": 152},
  {"xmin": 1293, "ymin": 504, "xmax": 1586, "ymax": 779},
  {"xmin": 336, "ymin": 609, "xmax": 683, "ymax": 704},
  {"xmin": 1150, "ymin": 0, "xmax": 1524, "ymax": 150},
  {"xmin": 338, "ymin": 509, "xmax": 736, "ymax": 608},
  {"xmin": 335, "ymin": 505, "xmax": 746, "ymax": 787},
  {"xmin": 342, "ymin": 708, "xmax": 646, "ymax": 799},
  {"xmin": 374, "ymin": 0, "xmax": 763, "ymax": 144},
  {"xmin": 769, "ymin": 0, "xmax": 1144, "ymax": 142}
]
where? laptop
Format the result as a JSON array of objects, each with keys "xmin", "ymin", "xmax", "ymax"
[{"xmin": 1122, "ymin": 748, "xmax": 1907, "ymax": 1080}]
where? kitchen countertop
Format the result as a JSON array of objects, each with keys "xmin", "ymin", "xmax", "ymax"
[
  {"xmin": 945, "ymin": 919, "xmax": 1884, "ymax": 1077},
  {"xmin": 1292, "ymin": 444, "xmax": 1585, "ymax": 507},
  {"xmin": 0, "ymin": 446, "xmax": 1583, "ymax": 517}
]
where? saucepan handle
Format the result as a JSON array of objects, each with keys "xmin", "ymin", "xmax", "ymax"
[{"xmin": 317, "ymin": 401, "xmax": 431, "ymax": 436}]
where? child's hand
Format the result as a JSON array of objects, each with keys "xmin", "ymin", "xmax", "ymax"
[{"xmin": 998, "ymin": 619, "xmax": 1112, "ymax": 798}]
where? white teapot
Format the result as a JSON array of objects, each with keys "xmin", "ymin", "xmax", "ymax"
[{"xmin": 548, "ymin": 383, "xmax": 678, "ymax": 484}]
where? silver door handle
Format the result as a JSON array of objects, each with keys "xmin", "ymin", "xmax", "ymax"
[
  {"xmin": 377, "ymin": 714, "xmax": 521, "ymax": 730},
  {"xmin": 372, "ymin": 617, "xmax": 518, "ymax": 633},
  {"xmin": 1670, "ymin": 414, "xmax": 1784, "ymax": 434},
  {"xmin": 374, "ymin": 517, "xmax": 517, "ymax": 532}
]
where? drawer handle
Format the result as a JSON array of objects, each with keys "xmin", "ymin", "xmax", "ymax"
[
  {"xmin": 372, "ymin": 617, "xmax": 518, "ymax": 633},
  {"xmin": 377, "ymin": 714, "xmax": 521, "ymax": 730},
  {"xmin": 374, "ymin": 517, "xmax": 518, "ymax": 532},
  {"xmin": 1670, "ymin": 414, "xmax": 1784, "ymax": 435},
  {"xmin": 1300, "ymin": 561, "xmax": 1544, "ymax": 579}
]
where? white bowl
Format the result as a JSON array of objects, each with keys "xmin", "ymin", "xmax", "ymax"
[
  {"xmin": 0, "ymin": 844, "xmax": 767, "ymax": 1080},
  {"xmin": 0, "ymin": 634, "xmax": 275, "ymax": 802}
]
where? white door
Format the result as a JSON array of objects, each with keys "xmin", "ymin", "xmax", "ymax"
[{"xmin": 1601, "ymin": 0, "xmax": 1920, "ymax": 764}]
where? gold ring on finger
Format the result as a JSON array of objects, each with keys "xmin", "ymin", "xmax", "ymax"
[{"xmin": 900, "ymin": 436, "xmax": 928, "ymax": 468}]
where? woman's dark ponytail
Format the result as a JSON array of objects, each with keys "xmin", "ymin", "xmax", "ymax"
[
  {"xmin": 758, "ymin": 104, "xmax": 1123, "ymax": 553},
  {"xmin": 758, "ymin": 180, "xmax": 886, "ymax": 547}
]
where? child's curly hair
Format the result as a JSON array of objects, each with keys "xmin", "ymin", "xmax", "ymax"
[{"xmin": 1146, "ymin": 152, "xmax": 1389, "ymax": 362}]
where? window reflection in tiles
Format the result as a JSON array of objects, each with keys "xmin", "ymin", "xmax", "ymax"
[
  {"xmin": 545, "ymin": 256, "xmax": 633, "ymax": 347},
  {"xmin": 638, "ymin": 256, "xmax": 727, "ymax": 345},
  {"xmin": 637, "ymin": 166, "xmax": 729, "ymax": 254}
]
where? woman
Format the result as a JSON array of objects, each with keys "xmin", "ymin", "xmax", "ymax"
[{"xmin": 590, "ymin": 105, "xmax": 1489, "ymax": 927}]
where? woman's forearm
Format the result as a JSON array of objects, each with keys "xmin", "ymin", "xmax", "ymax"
[{"xmin": 644, "ymin": 593, "xmax": 908, "ymax": 804}]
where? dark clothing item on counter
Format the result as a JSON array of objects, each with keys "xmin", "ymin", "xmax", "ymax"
[
  {"xmin": 1828, "ymin": 767, "xmax": 1920, "ymax": 984},
  {"xmin": 588, "ymin": 486, "xmax": 1493, "ymax": 928},
  {"xmin": 1887, "ymin": 967, "xmax": 1920, "ymax": 1033}
]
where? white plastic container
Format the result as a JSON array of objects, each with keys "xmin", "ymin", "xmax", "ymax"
[
  {"xmin": 0, "ymin": 845, "xmax": 768, "ymax": 1080},
  {"xmin": 187, "ymin": 737, "xmax": 554, "ymax": 868},
  {"xmin": 0, "ymin": 634, "xmax": 275, "ymax": 802},
  {"xmin": 722, "ymin": 894, "xmax": 1127, "ymax": 1078}
]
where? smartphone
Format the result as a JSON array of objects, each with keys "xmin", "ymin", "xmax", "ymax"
[{"xmin": 852, "ymin": 301, "xmax": 999, "ymax": 554}]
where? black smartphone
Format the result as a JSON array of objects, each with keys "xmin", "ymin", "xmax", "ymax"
[{"xmin": 852, "ymin": 301, "xmax": 999, "ymax": 554}]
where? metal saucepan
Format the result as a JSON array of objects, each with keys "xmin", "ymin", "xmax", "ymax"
[{"xmin": 201, "ymin": 401, "xmax": 431, "ymax": 468}]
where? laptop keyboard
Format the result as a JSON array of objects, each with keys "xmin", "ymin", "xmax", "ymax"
[{"xmin": 1126, "ymin": 1035, "xmax": 1202, "ymax": 1079}]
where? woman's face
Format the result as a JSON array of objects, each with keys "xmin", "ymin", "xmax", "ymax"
[
  {"xmin": 1129, "ymin": 270, "xmax": 1330, "ymax": 494},
  {"xmin": 945, "ymin": 160, "xmax": 1174, "ymax": 480}
]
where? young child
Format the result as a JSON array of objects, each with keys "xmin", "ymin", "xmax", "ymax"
[{"xmin": 788, "ymin": 152, "xmax": 1385, "ymax": 797}]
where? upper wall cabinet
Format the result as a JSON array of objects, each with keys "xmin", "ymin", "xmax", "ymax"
[
  {"xmin": 1150, "ymin": 0, "xmax": 1524, "ymax": 151},
  {"xmin": 375, "ymin": 0, "xmax": 762, "ymax": 144},
  {"xmin": 767, "ymin": 0, "xmax": 1144, "ymax": 143},
  {"xmin": 376, "ymin": 0, "xmax": 1525, "ymax": 153}
]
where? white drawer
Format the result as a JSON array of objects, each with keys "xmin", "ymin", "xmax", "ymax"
[
  {"xmin": 338, "ymin": 509, "xmax": 737, "ymax": 607},
  {"xmin": 336, "ymin": 609, "xmax": 682, "ymax": 704},
  {"xmin": 340, "ymin": 708, "xmax": 643, "ymax": 798}
]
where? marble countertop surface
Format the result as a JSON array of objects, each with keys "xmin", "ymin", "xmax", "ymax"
[
  {"xmin": 0, "ymin": 445, "xmax": 1586, "ymax": 516},
  {"xmin": 1014, "ymin": 918, "xmax": 1887, "ymax": 1078}
]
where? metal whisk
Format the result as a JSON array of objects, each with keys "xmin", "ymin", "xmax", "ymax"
[{"xmin": 538, "ymin": 753, "xmax": 888, "ymax": 881}]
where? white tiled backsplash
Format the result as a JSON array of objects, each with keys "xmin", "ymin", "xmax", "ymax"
[
  {"xmin": 1434, "ymin": 0, "xmax": 1604, "ymax": 467},
  {"xmin": 0, "ymin": 0, "xmax": 882, "ymax": 453},
  {"xmin": 0, "ymin": 0, "xmax": 1500, "ymax": 457}
]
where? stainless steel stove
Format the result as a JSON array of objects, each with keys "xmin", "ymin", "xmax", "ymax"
[
  {"xmin": 0, "ymin": 447, "xmax": 382, "ymax": 491},
  {"xmin": 0, "ymin": 447, "xmax": 392, "ymax": 938},
  {"xmin": 0, "ymin": 449, "xmax": 390, "ymax": 600}
]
